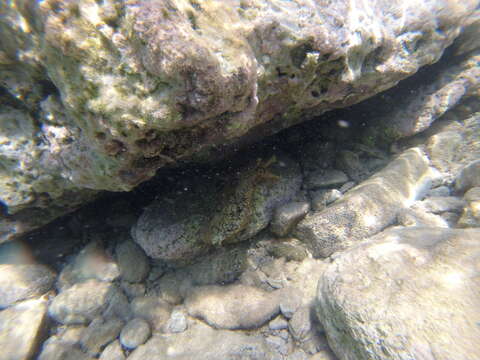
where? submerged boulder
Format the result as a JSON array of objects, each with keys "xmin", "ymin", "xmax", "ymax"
[
  {"xmin": 132, "ymin": 152, "xmax": 301, "ymax": 262},
  {"xmin": 316, "ymin": 227, "xmax": 480, "ymax": 360},
  {"xmin": 1, "ymin": 0, "xmax": 478, "ymax": 241},
  {"xmin": 294, "ymin": 147, "xmax": 439, "ymax": 257}
]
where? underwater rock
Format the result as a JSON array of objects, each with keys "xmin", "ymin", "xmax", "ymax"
[
  {"xmin": 128, "ymin": 321, "xmax": 276, "ymax": 360},
  {"xmin": 132, "ymin": 152, "xmax": 301, "ymax": 262},
  {"xmin": 119, "ymin": 318, "xmax": 151, "ymax": 350},
  {"xmin": 317, "ymin": 227, "xmax": 480, "ymax": 360},
  {"xmin": 49, "ymin": 280, "xmax": 128, "ymax": 325},
  {"xmin": 1, "ymin": 0, "xmax": 478, "ymax": 241},
  {"xmin": 295, "ymin": 147, "xmax": 438, "ymax": 257},
  {"xmin": 185, "ymin": 284, "xmax": 280, "ymax": 330},
  {"xmin": 0, "ymin": 298, "xmax": 49, "ymax": 360},
  {"xmin": 0, "ymin": 263, "xmax": 55, "ymax": 308}
]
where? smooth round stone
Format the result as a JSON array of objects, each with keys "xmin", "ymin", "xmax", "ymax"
[
  {"xmin": 116, "ymin": 241, "xmax": 150, "ymax": 283},
  {"xmin": 120, "ymin": 318, "xmax": 151, "ymax": 349}
]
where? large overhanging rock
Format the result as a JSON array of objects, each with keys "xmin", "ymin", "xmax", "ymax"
[{"xmin": 0, "ymin": 0, "xmax": 478, "ymax": 240}]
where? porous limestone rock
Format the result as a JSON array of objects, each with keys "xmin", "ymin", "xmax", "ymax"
[
  {"xmin": 1, "ymin": 0, "xmax": 478, "ymax": 241},
  {"xmin": 316, "ymin": 227, "xmax": 480, "ymax": 360},
  {"xmin": 294, "ymin": 147, "xmax": 438, "ymax": 257}
]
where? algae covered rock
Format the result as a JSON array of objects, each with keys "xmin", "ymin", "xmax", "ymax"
[
  {"xmin": 1, "ymin": 0, "xmax": 478, "ymax": 241},
  {"xmin": 132, "ymin": 152, "xmax": 301, "ymax": 262}
]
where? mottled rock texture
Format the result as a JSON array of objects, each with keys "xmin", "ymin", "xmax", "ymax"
[
  {"xmin": 132, "ymin": 152, "xmax": 301, "ymax": 262},
  {"xmin": 295, "ymin": 147, "xmax": 438, "ymax": 257},
  {"xmin": 1, "ymin": 0, "xmax": 478, "ymax": 241},
  {"xmin": 317, "ymin": 227, "xmax": 480, "ymax": 360}
]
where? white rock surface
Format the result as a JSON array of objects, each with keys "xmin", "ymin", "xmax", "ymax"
[
  {"xmin": 0, "ymin": 263, "xmax": 55, "ymax": 308},
  {"xmin": 317, "ymin": 227, "xmax": 480, "ymax": 360},
  {"xmin": 0, "ymin": 298, "xmax": 49, "ymax": 360},
  {"xmin": 295, "ymin": 148, "xmax": 439, "ymax": 257}
]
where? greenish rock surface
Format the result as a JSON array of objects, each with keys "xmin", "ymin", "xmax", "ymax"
[
  {"xmin": 1, "ymin": 0, "xmax": 478, "ymax": 241},
  {"xmin": 316, "ymin": 227, "xmax": 480, "ymax": 360},
  {"xmin": 132, "ymin": 152, "xmax": 301, "ymax": 262}
]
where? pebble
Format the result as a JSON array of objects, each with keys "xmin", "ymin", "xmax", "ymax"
[
  {"xmin": 130, "ymin": 296, "xmax": 172, "ymax": 330},
  {"xmin": 269, "ymin": 315, "xmax": 289, "ymax": 330},
  {"xmin": 455, "ymin": 159, "xmax": 480, "ymax": 193},
  {"xmin": 311, "ymin": 189, "xmax": 342, "ymax": 211},
  {"xmin": 120, "ymin": 318, "xmax": 151, "ymax": 349},
  {"xmin": 305, "ymin": 169, "xmax": 349, "ymax": 190},
  {"xmin": 99, "ymin": 340, "xmax": 125, "ymax": 360},
  {"xmin": 288, "ymin": 306, "xmax": 313, "ymax": 341},
  {"xmin": 115, "ymin": 240, "xmax": 150, "ymax": 283},
  {"xmin": 80, "ymin": 317, "xmax": 124, "ymax": 355},
  {"xmin": 271, "ymin": 202, "xmax": 310, "ymax": 237}
]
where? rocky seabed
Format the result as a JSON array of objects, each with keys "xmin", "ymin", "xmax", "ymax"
[{"xmin": 1, "ymin": 1, "xmax": 480, "ymax": 359}]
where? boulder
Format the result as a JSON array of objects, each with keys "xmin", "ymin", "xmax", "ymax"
[
  {"xmin": 0, "ymin": 298, "xmax": 49, "ymax": 360},
  {"xmin": 0, "ymin": 263, "xmax": 55, "ymax": 308},
  {"xmin": 317, "ymin": 227, "xmax": 480, "ymax": 360},
  {"xmin": 295, "ymin": 147, "xmax": 438, "ymax": 257},
  {"xmin": 132, "ymin": 152, "xmax": 301, "ymax": 262},
  {"xmin": 1, "ymin": 0, "xmax": 478, "ymax": 241},
  {"xmin": 49, "ymin": 280, "xmax": 128, "ymax": 325}
]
